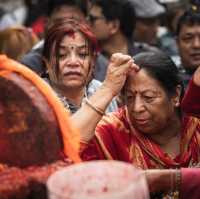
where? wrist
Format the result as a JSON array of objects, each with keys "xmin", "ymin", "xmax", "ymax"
[
  {"xmin": 100, "ymin": 83, "xmax": 117, "ymax": 99},
  {"xmin": 145, "ymin": 170, "xmax": 175, "ymax": 193}
]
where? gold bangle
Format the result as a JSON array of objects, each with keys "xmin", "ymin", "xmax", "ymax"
[
  {"xmin": 175, "ymin": 169, "xmax": 181, "ymax": 192},
  {"xmin": 170, "ymin": 169, "xmax": 174, "ymax": 193},
  {"xmin": 84, "ymin": 98, "xmax": 104, "ymax": 116}
]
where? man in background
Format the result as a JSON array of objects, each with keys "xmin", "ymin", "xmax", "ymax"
[
  {"xmin": 129, "ymin": 0, "xmax": 165, "ymax": 47},
  {"xmin": 88, "ymin": 0, "xmax": 158, "ymax": 81},
  {"xmin": 176, "ymin": 5, "xmax": 200, "ymax": 87}
]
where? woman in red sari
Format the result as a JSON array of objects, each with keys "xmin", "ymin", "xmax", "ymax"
[
  {"xmin": 70, "ymin": 51, "xmax": 200, "ymax": 198},
  {"xmin": 79, "ymin": 51, "xmax": 200, "ymax": 170},
  {"xmin": 144, "ymin": 65, "xmax": 200, "ymax": 198}
]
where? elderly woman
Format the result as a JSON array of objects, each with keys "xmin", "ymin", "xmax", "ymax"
[
  {"xmin": 70, "ymin": 51, "xmax": 200, "ymax": 169},
  {"xmin": 144, "ymin": 64, "xmax": 200, "ymax": 198},
  {"xmin": 67, "ymin": 51, "xmax": 200, "ymax": 197}
]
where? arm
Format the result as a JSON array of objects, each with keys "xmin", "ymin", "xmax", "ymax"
[
  {"xmin": 71, "ymin": 53, "xmax": 139, "ymax": 142},
  {"xmin": 144, "ymin": 169, "xmax": 176, "ymax": 193},
  {"xmin": 181, "ymin": 66, "xmax": 200, "ymax": 117},
  {"xmin": 80, "ymin": 137, "xmax": 106, "ymax": 161},
  {"xmin": 145, "ymin": 168, "xmax": 200, "ymax": 199},
  {"xmin": 181, "ymin": 168, "xmax": 200, "ymax": 199}
]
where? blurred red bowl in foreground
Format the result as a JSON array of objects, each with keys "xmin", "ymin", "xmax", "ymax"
[{"xmin": 47, "ymin": 160, "xmax": 149, "ymax": 199}]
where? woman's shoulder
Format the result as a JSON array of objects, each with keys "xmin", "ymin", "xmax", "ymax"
[{"xmin": 97, "ymin": 107, "xmax": 127, "ymax": 128}]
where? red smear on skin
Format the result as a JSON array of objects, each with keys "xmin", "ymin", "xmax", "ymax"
[
  {"xmin": 102, "ymin": 186, "xmax": 108, "ymax": 192},
  {"xmin": 67, "ymin": 30, "xmax": 75, "ymax": 39}
]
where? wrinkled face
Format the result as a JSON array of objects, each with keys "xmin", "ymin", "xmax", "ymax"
[
  {"xmin": 177, "ymin": 24, "xmax": 200, "ymax": 71},
  {"xmin": 134, "ymin": 18, "xmax": 160, "ymax": 46},
  {"xmin": 124, "ymin": 69, "xmax": 178, "ymax": 135},
  {"xmin": 87, "ymin": 5, "xmax": 110, "ymax": 42},
  {"xmin": 58, "ymin": 32, "xmax": 93, "ymax": 89}
]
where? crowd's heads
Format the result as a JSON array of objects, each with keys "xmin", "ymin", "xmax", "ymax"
[
  {"xmin": 129, "ymin": 0, "xmax": 165, "ymax": 45},
  {"xmin": 129, "ymin": 0, "xmax": 165, "ymax": 19},
  {"xmin": 47, "ymin": 0, "xmax": 86, "ymax": 24},
  {"xmin": 88, "ymin": 0, "xmax": 135, "ymax": 41},
  {"xmin": 164, "ymin": 2, "xmax": 186, "ymax": 33},
  {"xmin": 0, "ymin": 26, "xmax": 39, "ymax": 61},
  {"xmin": 43, "ymin": 18, "xmax": 98, "ymax": 86},
  {"xmin": 176, "ymin": 4, "xmax": 200, "ymax": 36},
  {"xmin": 176, "ymin": 3, "xmax": 200, "ymax": 72}
]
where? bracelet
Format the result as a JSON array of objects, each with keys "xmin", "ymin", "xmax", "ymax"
[
  {"xmin": 170, "ymin": 169, "xmax": 174, "ymax": 193},
  {"xmin": 174, "ymin": 169, "xmax": 181, "ymax": 192},
  {"xmin": 169, "ymin": 169, "xmax": 181, "ymax": 192},
  {"xmin": 84, "ymin": 98, "xmax": 104, "ymax": 116},
  {"xmin": 168, "ymin": 169, "xmax": 181, "ymax": 199}
]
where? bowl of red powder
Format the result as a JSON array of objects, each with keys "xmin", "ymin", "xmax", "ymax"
[{"xmin": 47, "ymin": 160, "xmax": 149, "ymax": 199}]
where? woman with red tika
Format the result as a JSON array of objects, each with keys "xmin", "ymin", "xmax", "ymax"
[{"xmin": 71, "ymin": 51, "xmax": 200, "ymax": 197}]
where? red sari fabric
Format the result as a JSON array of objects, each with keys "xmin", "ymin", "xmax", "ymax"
[
  {"xmin": 181, "ymin": 78, "xmax": 200, "ymax": 118},
  {"xmin": 180, "ymin": 79, "xmax": 200, "ymax": 199},
  {"xmin": 81, "ymin": 80, "xmax": 200, "ymax": 169},
  {"xmin": 181, "ymin": 168, "xmax": 200, "ymax": 199}
]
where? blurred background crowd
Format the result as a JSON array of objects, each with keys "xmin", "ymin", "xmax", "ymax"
[{"xmin": 0, "ymin": 0, "xmax": 197, "ymax": 81}]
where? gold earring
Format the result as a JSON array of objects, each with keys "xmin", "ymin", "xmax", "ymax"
[{"xmin": 175, "ymin": 101, "xmax": 180, "ymax": 107}]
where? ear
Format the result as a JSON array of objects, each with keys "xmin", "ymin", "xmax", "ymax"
[
  {"xmin": 108, "ymin": 19, "xmax": 120, "ymax": 35},
  {"xmin": 172, "ymin": 85, "xmax": 182, "ymax": 107}
]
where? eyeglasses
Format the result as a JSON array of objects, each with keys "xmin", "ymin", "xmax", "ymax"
[{"xmin": 86, "ymin": 14, "xmax": 105, "ymax": 24}]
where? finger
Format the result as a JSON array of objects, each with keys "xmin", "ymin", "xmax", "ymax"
[
  {"xmin": 130, "ymin": 63, "xmax": 140, "ymax": 72},
  {"xmin": 111, "ymin": 59, "xmax": 134, "ymax": 76},
  {"xmin": 110, "ymin": 53, "xmax": 124, "ymax": 62},
  {"xmin": 110, "ymin": 53, "xmax": 132, "ymax": 66}
]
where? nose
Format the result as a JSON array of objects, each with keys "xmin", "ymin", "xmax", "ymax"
[
  {"xmin": 67, "ymin": 52, "xmax": 80, "ymax": 66},
  {"xmin": 132, "ymin": 96, "xmax": 145, "ymax": 113},
  {"xmin": 192, "ymin": 36, "xmax": 200, "ymax": 48}
]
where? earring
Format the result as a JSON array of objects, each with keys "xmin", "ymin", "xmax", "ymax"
[{"xmin": 175, "ymin": 101, "xmax": 180, "ymax": 107}]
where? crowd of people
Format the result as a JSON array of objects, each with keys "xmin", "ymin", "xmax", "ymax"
[{"xmin": 1, "ymin": 0, "xmax": 200, "ymax": 198}]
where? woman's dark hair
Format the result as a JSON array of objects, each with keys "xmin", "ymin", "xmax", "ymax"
[{"xmin": 126, "ymin": 51, "xmax": 184, "ymax": 100}]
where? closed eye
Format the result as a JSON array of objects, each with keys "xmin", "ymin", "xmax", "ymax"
[
  {"xmin": 126, "ymin": 95, "xmax": 135, "ymax": 102},
  {"xmin": 143, "ymin": 96, "xmax": 155, "ymax": 103},
  {"xmin": 79, "ymin": 52, "xmax": 89, "ymax": 59}
]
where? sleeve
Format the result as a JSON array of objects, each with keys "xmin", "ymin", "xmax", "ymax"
[
  {"xmin": 180, "ymin": 168, "xmax": 200, "ymax": 199},
  {"xmin": 80, "ymin": 117, "xmax": 119, "ymax": 161},
  {"xmin": 80, "ymin": 138, "xmax": 106, "ymax": 161},
  {"xmin": 181, "ymin": 78, "xmax": 200, "ymax": 117}
]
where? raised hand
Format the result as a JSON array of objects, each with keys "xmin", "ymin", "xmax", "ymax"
[{"xmin": 102, "ymin": 53, "xmax": 139, "ymax": 97}]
